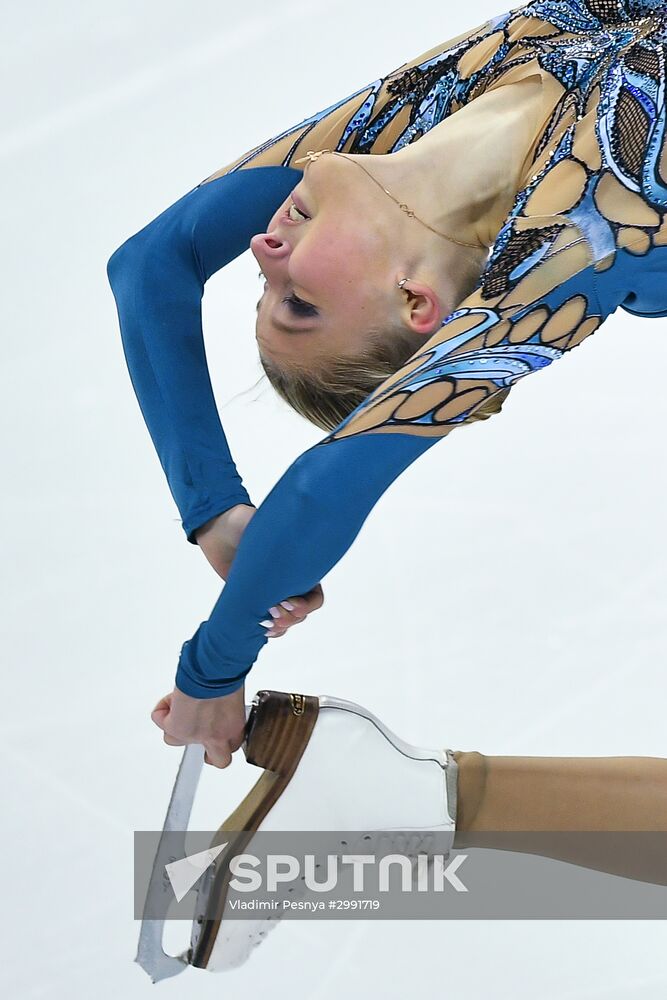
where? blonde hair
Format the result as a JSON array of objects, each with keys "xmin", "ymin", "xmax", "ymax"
[
  {"xmin": 258, "ymin": 324, "xmax": 412, "ymax": 431},
  {"xmin": 259, "ymin": 326, "xmax": 510, "ymax": 433}
]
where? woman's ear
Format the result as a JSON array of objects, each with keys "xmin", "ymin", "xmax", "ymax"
[{"xmin": 399, "ymin": 281, "xmax": 444, "ymax": 335}]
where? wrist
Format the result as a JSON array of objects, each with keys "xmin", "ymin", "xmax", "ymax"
[
  {"xmin": 194, "ymin": 503, "xmax": 256, "ymax": 544},
  {"xmin": 175, "ymin": 662, "xmax": 247, "ymax": 700}
]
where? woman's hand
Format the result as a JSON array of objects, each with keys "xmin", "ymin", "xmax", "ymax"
[
  {"xmin": 151, "ymin": 685, "xmax": 247, "ymax": 768},
  {"xmin": 194, "ymin": 505, "xmax": 325, "ymax": 638},
  {"xmin": 259, "ymin": 583, "xmax": 324, "ymax": 638}
]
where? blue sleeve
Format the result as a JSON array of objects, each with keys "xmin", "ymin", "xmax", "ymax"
[
  {"xmin": 174, "ymin": 216, "xmax": 664, "ymax": 699},
  {"xmin": 105, "ymin": 6, "xmax": 517, "ymax": 548},
  {"xmin": 172, "ymin": 262, "xmax": 603, "ymax": 698},
  {"xmin": 175, "ymin": 431, "xmax": 439, "ymax": 696},
  {"xmin": 106, "ymin": 166, "xmax": 303, "ymax": 542},
  {"xmin": 106, "ymin": 4, "xmax": 666, "ymax": 699}
]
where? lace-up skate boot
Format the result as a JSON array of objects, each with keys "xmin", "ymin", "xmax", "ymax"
[{"xmin": 190, "ymin": 690, "xmax": 458, "ymax": 971}]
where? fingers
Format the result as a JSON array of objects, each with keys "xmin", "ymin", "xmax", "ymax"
[
  {"xmin": 151, "ymin": 687, "xmax": 246, "ymax": 769},
  {"xmin": 204, "ymin": 744, "xmax": 233, "ymax": 768},
  {"xmin": 161, "ymin": 727, "xmax": 233, "ymax": 766},
  {"xmin": 304, "ymin": 583, "xmax": 325, "ymax": 611},
  {"xmin": 261, "ymin": 584, "xmax": 325, "ymax": 638},
  {"xmin": 161, "ymin": 729, "xmax": 234, "ymax": 766},
  {"xmin": 153, "ymin": 700, "xmax": 186, "ymax": 747},
  {"xmin": 152, "ymin": 698, "xmax": 185, "ymax": 746},
  {"xmin": 163, "ymin": 733, "xmax": 186, "ymax": 747},
  {"xmin": 151, "ymin": 693, "xmax": 173, "ymax": 729}
]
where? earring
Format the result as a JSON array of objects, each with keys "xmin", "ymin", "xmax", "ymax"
[{"xmin": 397, "ymin": 277, "xmax": 411, "ymax": 289}]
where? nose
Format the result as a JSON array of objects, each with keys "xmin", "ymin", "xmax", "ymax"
[{"xmin": 250, "ymin": 232, "xmax": 291, "ymax": 260}]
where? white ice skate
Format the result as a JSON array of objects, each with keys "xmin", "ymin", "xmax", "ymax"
[{"xmin": 136, "ymin": 689, "xmax": 458, "ymax": 981}]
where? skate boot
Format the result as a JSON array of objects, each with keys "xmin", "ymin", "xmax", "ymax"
[
  {"xmin": 192, "ymin": 690, "xmax": 457, "ymax": 971},
  {"xmin": 135, "ymin": 689, "xmax": 458, "ymax": 980}
]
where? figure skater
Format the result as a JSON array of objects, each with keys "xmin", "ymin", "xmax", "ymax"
[{"xmin": 109, "ymin": 0, "xmax": 667, "ymax": 968}]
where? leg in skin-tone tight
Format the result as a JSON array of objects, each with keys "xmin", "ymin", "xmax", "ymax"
[{"xmin": 453, "ymin": 752, "xmax": 667, "ymax": 885}]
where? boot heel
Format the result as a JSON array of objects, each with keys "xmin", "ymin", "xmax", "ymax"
[
  {"xmin": 191, "ymin": 691, "xmax": 320, "ymax": 969},
  {"xmin": 243, "ymin": 689, "xmax": 319, "ymax": 774}
]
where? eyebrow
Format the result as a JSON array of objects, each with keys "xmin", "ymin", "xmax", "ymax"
[{"xmin": 255, "ymin": 296, "xmax": 318, "ymax": 333}]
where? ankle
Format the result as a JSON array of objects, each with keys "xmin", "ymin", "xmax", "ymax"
[{"xmin": 452, "ymin": 751, "xmax": 488, "ymax": 832}]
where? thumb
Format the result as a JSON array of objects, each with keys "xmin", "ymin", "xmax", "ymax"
[
  {"xmin": 151, "ymin": 693, "xmax": 172, "ymax": 730},
  {"xmin": 204, "ymin": 742, "xmax": 233, "ymax": 769}
]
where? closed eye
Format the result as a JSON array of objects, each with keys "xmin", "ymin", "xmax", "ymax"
[
  {"xmin": 283, "ymin": 293, "xmax": 318, "ymax": 318},
  {"xmin": 256, "ymin": 271, "xmax": 318, "ymax": 320}
]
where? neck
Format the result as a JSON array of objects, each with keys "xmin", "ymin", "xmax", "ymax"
[{"xmin": 347, "ymin": 75, "xmax": 546, "ymax": 250}]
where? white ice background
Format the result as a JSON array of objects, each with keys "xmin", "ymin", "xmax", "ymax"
[{"xmin": 1, "ymin": 0, "xmax": 666, "ymax": 997}]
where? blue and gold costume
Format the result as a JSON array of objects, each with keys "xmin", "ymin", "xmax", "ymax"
[{"xmin": 108, "ymin": 0, "xmax": 667, "ymax": 697}]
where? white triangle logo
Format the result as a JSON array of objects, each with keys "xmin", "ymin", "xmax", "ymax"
[{"xmin": 165, "ymin": 843, "xmax": 228, "ymax": 902}]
